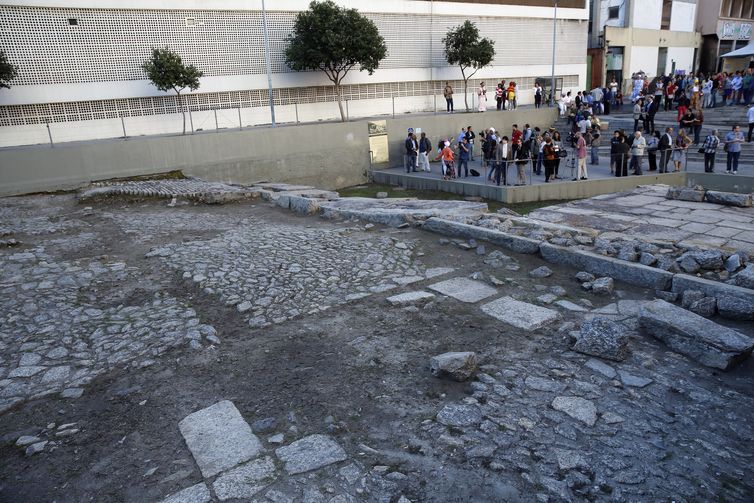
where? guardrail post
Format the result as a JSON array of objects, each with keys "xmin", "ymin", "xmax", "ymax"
[
  {"xmin": 46, "ymin": 122, "xmax": 54, "ymax": 147},
  {"xmin": 120, "ymin": 113, "xmax": 127, "ymax": 140},
  {"xmin": 295, "ymin": 103, "xmax": 299, "ymax": 124},
  {"xmin": 238, "ymin": 107, "xmax": 242, "ymax": 130},
  {"xmin": 188, "ymin": 108, "xmax": 194, "ymax": 134},
  {"xmin": 214, "ymin": 109, "xmax": 219, "ymax": 132},
  {"xmin": 392, "ymin": 97, "xmax": 395, "ymax": 118}
]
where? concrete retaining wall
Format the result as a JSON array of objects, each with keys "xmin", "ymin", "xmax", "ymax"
[
  {"xmin": 0, "ymin": 108, "xmax": 558, "ymax": 197},
  {"xmin": 685, "ymin": 172, "xmax": 754, "ymax": 194}
]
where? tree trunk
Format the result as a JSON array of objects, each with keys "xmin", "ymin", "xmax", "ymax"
[
  {"xmin": 334, "ymin": 82, "xmax": 346, "ymax": 122},
  {"xmin": 461, "ymin": 67, "xmax": 469, "ymax": 112},
  {"xmin": 177, "ymin": 92, "xmax": 186, "ymax": 135}
]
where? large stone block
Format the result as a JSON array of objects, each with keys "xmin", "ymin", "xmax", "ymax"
[
  {"xmin": 430, "ymin": 352, "xmax": 478, "ymax": 381},
  {"xmin": 178, "ymin": 400, "xmax": 262, "ymax": 478},
  {"xmin": 666, "ymin": 187, "xmax": 705, "ymax": 202},
  {"xmin": 704, "ymin": 191, "xmax": 753, "ymax": 208},
  {"xmin": 572, "ymin": 317, "xmax": 629, "ymax": 361},
  {"xmin": 481, "ymin": 296, "xmax": 559, "ymax": 331},
  {"xmin": 638, "ymin": 300, "xmax": 754, "ymax": 370},
  {"xmin": 671, "ymin": 274, "xmax": 754, "ymax": 320},
  {"xmin": 428, "ymin": 277, "xmax": 498, "ymax": 303},
  {"xmin": 275, "ymin": 435, "xmax": 347, "ymax": 474},
  {"xmin": 422, "ymin": 218, "xmax": 541, "ymax": 254},
  {"xmin": 539, "ymin": 243, "xmax": 673, "ymax": 291}
]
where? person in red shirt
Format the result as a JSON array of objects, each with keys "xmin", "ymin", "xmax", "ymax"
[{"xmin": 511, "ymin": 124, "xmax": 523, "ymax": 157}]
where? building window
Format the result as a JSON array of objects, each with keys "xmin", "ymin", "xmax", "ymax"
[
  {"xmin": 661, "ymin": 0, "xmax": 672, "ymax": 30},
  {"xmin": 608, "ymin": 6, "xmax": 619, "ymax": 20},
  {"xmin": 68, "ymin": 18, "xmax": 78, "ymax": 26}
]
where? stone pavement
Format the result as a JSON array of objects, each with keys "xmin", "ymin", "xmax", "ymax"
[{"xmin": 528, "ymin": 184, "xmax": 754, "ymax": 254}]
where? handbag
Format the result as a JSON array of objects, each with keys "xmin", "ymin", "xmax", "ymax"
[
  {"xmin": 557, "ymin": 150, "xmax": 568, "ymax": 158},
  {"xmin": 697, "ymin": 147, "xmax": 705, "ymax": 154}
]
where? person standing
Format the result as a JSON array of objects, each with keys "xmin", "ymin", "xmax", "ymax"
[
  {"xmin": 609, "ymin": 130, "xmax": 621, "ymax": 175},
  {"xmin": 633, "ymin": 100, "xmax": 643, "ymax": 132},
  {"xmin": 574, "ymin": 132, "xmax": 588, "ymax": 180},
  {"xmin": 477, "ymin": 82, "xmax": 488, "ymax": 112},
  {"xmin": 658, "ymin": 127, "xmax": 673, "ymax": 173},
  {"xmin": 692, "ymin": 107, "xmax": 704, "ymax": 145},
  {"xmin": 534, "ymin": 82, "xmax": 543, "ymax": 109},
  {"xmin": 731, "ymin": 71, "xmax": 743, "ymax": 105},
  {"xmin": 507, "ymin": 82, "xmax": 517, "ymax": 110},
  {"xmin": 515, "ymin": 142, "xmax": 529, "ymax": 185},
  {"xmin": 511, "ymin": 124, "xmax": 523, "ymax": 158},
  {"xmin": 495, "ymin": 83, "xmax": 504, "ymax": 111},
  {"xmin": 647, "ymin": 131, "xmax": 660, "ymax": 171},
  {"xmin": 590, "ymin": 126, "xmax": 601, "ymax": 165},
  {"xmin": 630, "ymin": 131, "xmax": 646, "ymax": 175},
  {"xmin": 465, "ymin": 126, "xmax": 476, "ymax": 160},
  {"xmin": 725, "ymin": 125, "xmax": 744, "ymax": 174},
  {"xmin": 404, "ymin": 130, "xmax": 417, "ymax": 173},
  {"xmin": 552, "ymin": 131, "xmax": 563, "ymax": 179},
  {"xmin": 702, "ymin": 129, "xmax": 719, "ymax": 173},
  {"xmin": 646, "ymin": 96, "xmax": 658, "ymax": 134},
  {"xmin": 495, "ymin": 136, "xmax": 513, "ymax": 186},
  {"xmin": 444, "ymin": 82, "xmax": 454, "ymax": 113},
  {"xmin": 673, "ymin": 129, "xmax": 690, "ymax": 172},
  {"xmin": 532, "ymin": 129, "xmax": 543, "ymax": 175},
  {"xmin": 680, "ymin": 109, "xmax": 695, "ymax": 136},
  {"xmin": 458, "ymin": 137, "xmax": 470, "ymax": 178},
  {"xmin": 543, "ymin": 137, "xmax": 557, "ymax": 183},
  {"xmin": 702, "ymin": 78, "xmax": 713, "ymax": 108},
  {"xmin": 747, "ymin": 103, "xmax": 754, "ymax": 142},
  {"xmin": 418, "ymin": 132, "xmax": 432, "ymax": 172},
  {"xmin": 614, "ymin": 135, "xmax": 630, "ymax": 177},
  {"xmin": 456, "ymin": 127, "xmax": 466, "ymax": 146}
]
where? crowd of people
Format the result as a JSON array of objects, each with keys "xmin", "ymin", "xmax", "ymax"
[
  {"xmin": 403, "ymin": 122, "xmax": 590, "ymax": 186},
  {"xmin": 406, "ymin": 71, "xmax": 750, "ymax": 183}
]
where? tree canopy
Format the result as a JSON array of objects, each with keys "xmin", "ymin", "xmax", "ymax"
[
  {"xmin": 0, "ymin": 51, "xmax": 19, "ymax": 89},
  {"xmin": 142, "ymin": 48, "xmax": 203, "ymax": 95},
  {"xmin": 142, "ymin": 48, "xmax": 203, "ymax": 134},
  {"xmin": 443, "ymin": 21, "xmax": 495, "ymax": 111},
  {"xmin": 285, "ymin": 0, "xmax": 387, "ymax": 121}
]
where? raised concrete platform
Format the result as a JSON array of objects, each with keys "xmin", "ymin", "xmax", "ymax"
[{"xmin": 373, "ymin": 165, "xmax": 686, "ymax": 203}]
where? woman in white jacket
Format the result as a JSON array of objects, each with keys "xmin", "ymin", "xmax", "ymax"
[{"xmin": 702, "ymin": 79, "xmax": 713, "ymax": 109}]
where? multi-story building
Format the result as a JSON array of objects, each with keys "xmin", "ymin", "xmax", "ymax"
[
  {"xmin": 697, "ymin": 0, "xmax": 754, "ymax": 74},
  {"xmin": 588, "ymin": 0, "xmax": 700, "ymax": 90},
  {"xmin": 0, "ymin": 0, "xmax": 587, "ymax": 147}
]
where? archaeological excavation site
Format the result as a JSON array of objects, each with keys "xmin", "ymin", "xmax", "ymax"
[{"xmin": 1, "ymin": 178, "xmax": 753, "ymax": 503}]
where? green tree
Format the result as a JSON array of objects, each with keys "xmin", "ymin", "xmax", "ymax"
[
  {"xmin": 0, "ymin": 51, "xmax": 19, "ymax": 89},
  {"xmin": 442, "ymin": 21, "xmax": 495, "ymax": 112},
  {"xmin": 142, "ymin": 48, "xmax": 203, "ymax": 134},
  {"xmin": 285, "ymin": 0, "xmax": 387, "ymax": 122}
]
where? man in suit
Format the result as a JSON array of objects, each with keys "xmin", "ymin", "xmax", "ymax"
[
  {"xmin": 658, "ymin": 127, "xmax": 673, "ymax": 173},
  {"xmin": 405, "ymin": 130, "xmax": 418, "ymax": 173},
  {"xmin": 495, "ymin": 136, "xmax": 514, "ymax": 186}
]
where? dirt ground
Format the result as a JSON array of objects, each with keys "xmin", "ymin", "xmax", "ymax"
[{"xmin": 1, "ymin": 194, "xmax": 753, "ymax": 503}]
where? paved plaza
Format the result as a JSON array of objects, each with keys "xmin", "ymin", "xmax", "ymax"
[{"xmin": 0, "ymin": 181, "xmax": 753, "ymax": 503}]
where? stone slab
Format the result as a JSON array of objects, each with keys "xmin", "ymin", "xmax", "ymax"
[
  {"xmin": 178, "ymin": 400, "xmax": 262, "ymax": 478},
  {"xmin": 436, "ymin": 404, "xmax": 483, "ymax": 427},
  {"xmin": 554, "ymin": 300, "xmax": 589, "ymax": 312},
  {"xmin": 428, "ymin": 277, "xmax": 498, "ymax": 303},
  {"xmin": 539, "ymin": 242, "xmax": 673, "ymax": 291},
  {"xmin": 481, "ymin": 296, "xmax": 559, "ymax": 331},
  {"xmin": 386, "ymin": 291, "xmax": 436, "ymax": 306},
  {"xmin": 212, "ymin": 457, "xmax": 277, "ymax": 501},
  {"xmin": 705, "ymin": 190, "xmax": 753, "ymax": 208},
  {"xmin": 638, "ymin": 300, "xmax": 754, "ymax": 370},
  {"xmin": 422, "ymin": 217, "xmax": 541, "ymax": 255},
  {"xmin": 275, "ymin": 434, "xmax": 347, "ymax": 475},
  {"xmin": 551, "ymin": 396, "xmax": 597, "ymax": 426},
  {"xmin": 159, "ymin": 483, "xmax": 212, "ymax": 503},
  {"xmin": 425, "ymin": 267, "xmax": 455, "ymax": 278}
]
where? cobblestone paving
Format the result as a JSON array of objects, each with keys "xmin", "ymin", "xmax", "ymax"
[
  {"xmin": 0, "ymin": 246, "xmax": 216, "ymax": 412},
  {"xmin": 80, "ymin": 178, "xmax": 259, "ymax": 203},
  {"xmin": 146, "ymin": 216, "xmax": 425, "ymax": 328},
  {"xmin": 417, "ymin": 321, "xmax": 754, "ymax": 502}
]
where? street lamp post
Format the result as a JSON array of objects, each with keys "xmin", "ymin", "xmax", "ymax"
[
  {"xmin": 550, "ymin": 0, "xmax": 558, "ymax": 106},
  {"xmin": 261, "ymin": 0, "xmax": 276, "ymax": 127}
]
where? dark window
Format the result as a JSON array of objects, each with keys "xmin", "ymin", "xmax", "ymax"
[
  {"xmin": 608, "ymin": 6, "xmax": 620, "ymax": 19},
  {"xmin": 661, "ymin": 0, "xmax": 672, "ymax": 30},
  {"xmin": 68, "ymin": 18, "xmax": 78, "ymax": 26}
]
